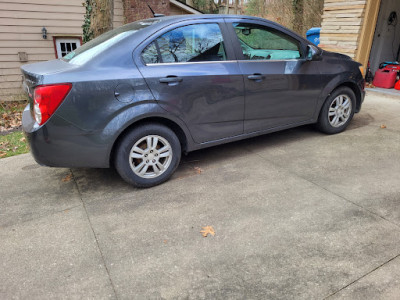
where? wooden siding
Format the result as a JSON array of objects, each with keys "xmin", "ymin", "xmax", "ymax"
[
  {"xmin": 0, "ymin": 0, "xmax": 85, "ymax": 101},
  {"xmin": 319, "ymin": 0, "xmax": 368, "ymax": 59}
]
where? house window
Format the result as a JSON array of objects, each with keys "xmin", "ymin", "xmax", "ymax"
[{"xmin": 55, "ymin": 38, "xmax": 81, "ymax": 58}]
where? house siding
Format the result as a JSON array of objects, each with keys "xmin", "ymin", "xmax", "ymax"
[
  {"xmin": 169, "ymin": 4, "xmax": 188, "ymax": 15},
  {"xmin": 0, "ymin": 0, "xmax": 85, "ymax": 101},
  {"xmin": 319, "ymin": 0, "xmax": 367, "ymax": 59}
]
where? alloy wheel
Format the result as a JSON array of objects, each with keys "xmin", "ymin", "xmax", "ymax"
[
  {"xmin": 128, "ymin": 135, "xmax": 172, "ymax": 179},
  {"xmin": 328, "ymin": 94, "xmax": 352, "ymax": 128}
]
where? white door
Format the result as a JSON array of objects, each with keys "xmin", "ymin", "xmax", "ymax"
[{"xmin": 55, "ymin": 38, "xmax": 81, "ymax": 58}]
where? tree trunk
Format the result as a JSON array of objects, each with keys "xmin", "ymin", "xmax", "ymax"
[
  {"xmin": 292, "ymin": 0, "xmax": 304, "ymax": 35},
  {"xmin": 90, "ymin": 0, "xmax": 113, "ymax": 38}
]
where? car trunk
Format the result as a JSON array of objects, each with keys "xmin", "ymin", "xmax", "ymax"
[{"xmin": 20, "ymin": 59, "xmax": 78, "ymax": 115}]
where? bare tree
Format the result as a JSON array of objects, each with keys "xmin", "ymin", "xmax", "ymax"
[{"xmin": 292, "ymin": 0, "xmax": 304, "ymax": 34}]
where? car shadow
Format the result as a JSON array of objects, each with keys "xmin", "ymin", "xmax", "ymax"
[
  {"xmin": 71, "ymin": 125, "xmax": 318, "ymax": 190},
  {"xmin": 346, "ymin": 112, "xmax": 374, "ymax": 130},
  {"xmin": 71, "ymin": 113, "xmax": 373, "ymax": 192}
]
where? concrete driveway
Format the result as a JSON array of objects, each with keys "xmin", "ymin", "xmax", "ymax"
[{"xmin": 1, "ymin": 92, "xmax": 400, "ymax": 299}]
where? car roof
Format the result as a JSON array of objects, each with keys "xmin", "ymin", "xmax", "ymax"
[
  {"xmin": 140, "ymin": 14, "xmax": 308, "ymax": 44},
  {"xmin": 151, "ymin": 14, "xmax": 273, "ymax": 24}
]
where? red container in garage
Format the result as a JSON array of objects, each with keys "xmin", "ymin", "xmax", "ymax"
[
  {"xmin": 373, "ymin": 69, "xmax": 397, "ymax": 88},
  {"xmin": 395, "ymin": 80, "xmax": 400, "ymax": 90}
]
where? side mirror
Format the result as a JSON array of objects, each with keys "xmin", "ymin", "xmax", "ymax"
[{"xmin": 306, "ymin": 45, "xmax": 321, "ymax": 61}]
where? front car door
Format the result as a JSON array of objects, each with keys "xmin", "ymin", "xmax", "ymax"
[
  {"xmin": 134, "ymin": 20, "xmax": 244, "ymax": 144},
  {"xmin": 225, "ymin": 19, "xmax": 322, "ymax": 133}
]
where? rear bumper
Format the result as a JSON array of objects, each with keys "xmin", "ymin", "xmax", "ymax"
[{"xmin": 22, "ymin": 104, "xmax": 111, "ymax": 168}]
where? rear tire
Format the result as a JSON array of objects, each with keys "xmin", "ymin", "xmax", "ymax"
[
  {"xmin": 115, "ymin": 124, "xmax": 181, "ymax": 188},
  {"xmin": 317, "ymin": 87, "xmax": 356, "ymax": 134}
]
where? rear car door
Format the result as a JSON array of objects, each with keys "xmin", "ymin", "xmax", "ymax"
[
  {"xmin": 134, "ymin": 20, "xmax": 244, "ymax": 144},
  {"xmin": 226, "ymin": 19, "xmax": 322, "ymax": 133}
]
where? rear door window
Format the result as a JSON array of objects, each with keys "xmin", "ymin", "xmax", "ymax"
[{"xmin": 141, "ymin": 23, "xmax": 227, "ymax": 64}]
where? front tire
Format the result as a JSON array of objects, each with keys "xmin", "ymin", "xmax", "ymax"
[
  {"xmin": 317, "ymin": 87, "xmax": 356, "ymax": 134},
  {"xmin": 115, "ymin": 124, "xmax": 181, "ymax": 188}
]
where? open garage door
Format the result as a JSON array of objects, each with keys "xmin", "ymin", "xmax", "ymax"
[{"xmin": 368, "ymin": 0, "xmax": 400, "ymax": 75}]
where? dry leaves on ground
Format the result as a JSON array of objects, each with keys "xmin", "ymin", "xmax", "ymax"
[
  {"xmin": 0, "ymin": 141, "xmax": 10, "ymax": 153},
  {"xmin": 380, "ymin": 124, "xmax": 387, "ymax": 129},
  {"xmin": 200, "ymin": 226, "xmax": 215, "ymax": 237},
  {"xmin": 1, "ymin": 111, "xmax": 22, "ymax": 132},
  {"xmin": 0, "ymin": 102, "xmax": 25, "ymax": 133},
  {"xmin": 62, "ymin": 173, "xmax": 73, "ymax": 182},
  {"xmin": 366, "ymin": 83, "xmax": 375, "ymax": 88},
  {"xmin": 194, "ymin": 167, "xmax": 203, "ymax": 174}
]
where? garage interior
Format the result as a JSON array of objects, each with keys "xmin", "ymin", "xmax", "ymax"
[
  {"xmin": 369, "ymin": 0, "xmax": 400, "ymax": 74},
  {"xmin": 366, "ymin": 0, "xmax": 400, "ymax": 92}
]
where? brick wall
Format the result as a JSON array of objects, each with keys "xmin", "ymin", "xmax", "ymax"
[{"xmin": 124, "ymin": 0, "xmax": 170, "ymax": 23}]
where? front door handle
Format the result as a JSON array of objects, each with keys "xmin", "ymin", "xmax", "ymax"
[
  {"xmin": 248, "ymin": 74, "xmax": 264, "ymax": 81},
  {"xmin": 159, "ymin": 76, "xmax": 183, "ymax": 84}
]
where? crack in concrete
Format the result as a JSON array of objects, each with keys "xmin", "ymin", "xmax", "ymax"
[
  {"xmin": 323, "ymin": 253, "xmax": 400, "ymax": 299},
  {"xmin": 244, "ymin": 147, "xmax": 400, "ymax": 298},
  {"xmin": 0, "ymin": 204, "xmax": 82, "ymax": 229},
  {"xmin": 70, "ymin": 168, "xmax": 119, "ymax": 300},
  {"xmin": 247, "ymin": 148, "xmax": 400, "ymax": 229}
]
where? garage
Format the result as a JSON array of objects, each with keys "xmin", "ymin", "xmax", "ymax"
[
  {"xmin": 319, "ymin": 0, "xmax": 400, "ymax": 92},
  {"xmin": 368, "ymin": 0, "xmax": 400, "ymax": 77}
]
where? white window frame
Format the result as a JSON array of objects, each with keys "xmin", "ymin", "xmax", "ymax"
[{"xmin": 54, "ymin": 37, "xmax": 81, "ymax": 58}]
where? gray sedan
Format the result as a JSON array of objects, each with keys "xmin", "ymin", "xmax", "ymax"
[{"xmin": 21, "ymin": 14, "xmax": 365, "ymax": 187}]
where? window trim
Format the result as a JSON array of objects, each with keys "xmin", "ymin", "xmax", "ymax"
[
  {"xmin": 134, "ymin": 19, "xmax": 235, "ymax": 67},
  {"xmin": 52, "ymin": 36, "xmax": 82, "ymax": 59}
]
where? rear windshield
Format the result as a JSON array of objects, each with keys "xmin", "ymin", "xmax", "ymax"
[{"xmin": 63, "ymin": 19, "xmax": 161, "ymax": 65}]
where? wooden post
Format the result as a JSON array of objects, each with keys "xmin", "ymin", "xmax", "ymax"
[{"xmin": 355, "ymin": 0, "xmax": 382, "ymax": 68}]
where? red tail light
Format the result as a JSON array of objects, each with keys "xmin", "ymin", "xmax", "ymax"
[{"xmin": 33, "ymin": 83, "xmax": 72, "ymax": 125}]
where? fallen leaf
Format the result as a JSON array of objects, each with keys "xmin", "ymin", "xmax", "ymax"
[
  {"xmin": 200, "ymin": 226, "xmax": 215, "ymax": 237},
  {"xmin": 380, "ymin": 124, "xmax": 387, "ymax": 129},
  {"xmin": 20, "ymin": 137, "xmax": 26, "ymax": 142},
  {"xmin": 366, "ymin": 83, "xmax": 375, "ymax": 88},
  {"xmin": 194, "ymin": 167, "xmax": 203, "ymax": 174},
  {"xmin": 0, "ymin": 152, "xmax": 7, "ymax": 158},
  {"xmin": 62, "ymin": 173, "xmax": 73, "ymax": 182}
]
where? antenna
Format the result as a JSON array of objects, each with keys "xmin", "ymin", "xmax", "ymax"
[{"xmin": 147, "ymin": 3, "xmax": 165, "ymax": 18}]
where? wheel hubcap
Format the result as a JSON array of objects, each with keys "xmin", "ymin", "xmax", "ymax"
[
  {"xmin": 129, "ymin": 135, "xmax": 172, "ymax": 179},
  {"xmin": 328, "ymin": 94, "xmax": 352, "ymax": 127}
]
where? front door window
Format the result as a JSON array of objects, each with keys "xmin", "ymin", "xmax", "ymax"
[{"xmin": 233, "ymin": 23, "xmax": 301, "ymax": 60}]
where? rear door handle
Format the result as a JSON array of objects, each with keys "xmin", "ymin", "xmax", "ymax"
[
  {"xmin": 248, "ymin": 74, "xmax": 264, "ymax": 81},
  {"xmin": 159, "ymin": 76, "xmax": 183, "ymax": 84}
]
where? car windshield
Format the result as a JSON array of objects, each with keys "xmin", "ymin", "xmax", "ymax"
[{"xmin": 63, "ymin": 19, "xmax": 161, "ymax": 65}]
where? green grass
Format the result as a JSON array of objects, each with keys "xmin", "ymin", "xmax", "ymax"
[{"xmin": 0, "ymin": 131, "xmax": 29, "ymax": 158}]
